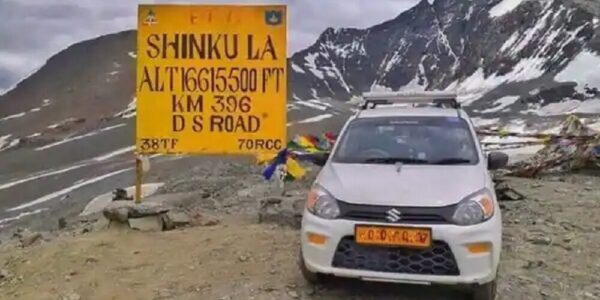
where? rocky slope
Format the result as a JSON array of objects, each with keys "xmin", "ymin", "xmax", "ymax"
[{"xmin": 1, "ymin": 168, "xmax": 599, "ymax": 300}]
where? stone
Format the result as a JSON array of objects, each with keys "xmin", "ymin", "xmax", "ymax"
[
  {"xmin": 103, "ymin": 201, "xmax": 170, "ymax": 223},
  {"xmin": 161, "ymin": 214, "xmax": 175, "ymax": 231},
  {"xmin": 304, "ymin": 286, "xmax": 316, "ymax": 296},
  {"xmin": 523, "ymin": 260, "xmax": 546, "ymax": 269},
  {"xmin": 167, "ymin": 211, "xmax": 191, "ymax": 228},
  {"xmin": 128, "ymin": 215, "xmax": 164, "ymax": 231},
  {"xmin": 104, "ymin": 207, "xmax": 129, "ymax": 223},
  {"xmin": 257, "ymin": 197, "xmax": 304, "ymax": 229},
  {"xmin": 63, "ymin": 292, "xmax": 81, "ymax": 300},
  {"xmin": 196, "ymin": 216, "xmax": 220, "ymax": 227},
  {"xmin": 0, "ymin": 268, "xmax": 12, "ymax": 281},
  {"xmin": 239, "ymin": 255, "xmax": 249, "ymax": 262},
  {"xmin": 528, "ymin": 236, "xmax": 552, "ymax": 246},
  {"xmin": 93, "ymin": 216, "xmax": 111, "ymax": 231},
  {"xmin": 58, "ymin": 218, "xmax": 67, "ymax": 230},
  {"xmin": 156, "ymin": 288, "xmax": 173, "ymax": 298},
  {"xmin": 85, "ymin": 257, "xmax": 99, "ymax": 264},
  {"xmin": 287, "ymin": 290, "xmax": 299, "ymax": 299},
  {"xmin": 20, "ymin": 231, "xmax": 42, "ymax": 247}
]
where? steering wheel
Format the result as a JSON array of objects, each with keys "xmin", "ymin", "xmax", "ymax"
[{"xmin": 358, "ymin": 148, "xmax": 391, "ymax": 158}]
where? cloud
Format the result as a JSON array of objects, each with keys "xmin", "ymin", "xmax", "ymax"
[{"xmin": 0, "ymin": 0, "xmax": 418, "ymax": 92}]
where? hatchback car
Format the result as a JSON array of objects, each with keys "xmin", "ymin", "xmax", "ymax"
[{"xmin": 299, "ymin": 92, "xmax": 508, "ymax": 300}]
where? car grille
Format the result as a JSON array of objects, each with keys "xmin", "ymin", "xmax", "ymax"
[
  {"xmin": 337, "ymin": 201, "xmax": 455, "ymax": 224},
  {"xmin": 332, "ymin": 237, "xmax": 460, "ymax": 276}
]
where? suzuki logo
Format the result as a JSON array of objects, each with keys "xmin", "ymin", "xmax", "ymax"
[{"xmin": 386, "ymin": 208, "xmax": 402, "ymax": 222}]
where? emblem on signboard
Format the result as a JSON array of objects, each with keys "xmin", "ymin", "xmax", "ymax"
[
  {"xmin": 143, "ymin": 9, "xmax": 158, "ymax": 25},
  {"xmin": 265, "ymin": 10, "xmax": 282, "ymax": 25}
]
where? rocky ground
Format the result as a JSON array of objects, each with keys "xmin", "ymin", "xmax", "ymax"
[{"xmin": 0, "ymin": 159, "xmax": 599, "ymax": 300}]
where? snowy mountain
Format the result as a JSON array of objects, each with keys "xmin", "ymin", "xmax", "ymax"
[{"xmin": 289, "ymin": 0, "xmax": 600, "ymax": 116}]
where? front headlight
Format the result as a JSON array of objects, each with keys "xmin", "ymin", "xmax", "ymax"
[
  {"xmin": 452, "ymin": 188, "xmax": 495, "ymax": 226},
  {"xmin": 306, "ymin": 184, "xmax": 340, "ymax": 219}
]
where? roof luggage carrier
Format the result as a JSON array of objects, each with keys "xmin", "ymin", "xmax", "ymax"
[{"xmin": 358, "ymin": 91, "xmax": 461, "ymax": 110}]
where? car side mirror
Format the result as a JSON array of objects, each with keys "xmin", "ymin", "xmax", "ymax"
[
  {"xmin": 311, "ymin": 152, "xmax": 330, "ymax": 167},
  {"xmin": 487, "ymin": 151, "xmax": 508, "ymax": 170}
]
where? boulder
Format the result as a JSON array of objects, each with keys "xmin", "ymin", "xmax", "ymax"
[
  {"xmin": 13, "ymin": 228, "xmax": 43, "ymax": 247},
  {"xmin": 257, "ymin": 197, "xmax": 304, "ymax": 229},
  {"xmin": 128, "ymin": 215, "xmax": 164, "ymax": 231},
  {"xmin": 103, "ymin": 201, "xmax": 170, "ymax": 223},
  {"xmin": 166, "ymin": 211, "xmax": 192, "ymax": 228}
]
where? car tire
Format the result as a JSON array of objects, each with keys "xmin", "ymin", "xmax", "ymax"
[
  {"xmin": 472, "ymin": 279, "xmax": 497, "ymax": 300},
  {"xmin": 298, "ymin": 249, "xmax": 322, "ymax": 284}
]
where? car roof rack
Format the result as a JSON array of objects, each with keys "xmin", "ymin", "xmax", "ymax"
[{"xmin": 358, "ymin": 91, "xmax": 461, "ymax": 110}]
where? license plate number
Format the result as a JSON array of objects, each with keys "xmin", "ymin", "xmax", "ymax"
[{"xmin": 355, "ymin": 225, "xmax": 432, "ymax": 248}]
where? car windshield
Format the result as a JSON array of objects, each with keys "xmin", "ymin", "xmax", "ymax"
[{"xmin": 331, "ymin": 116, "xmax": 480, "ymax": 165}]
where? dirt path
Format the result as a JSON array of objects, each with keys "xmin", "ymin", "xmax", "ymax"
[{"xmin": 1, "ymin": 174, "xmax": 599, "ymax": 300}]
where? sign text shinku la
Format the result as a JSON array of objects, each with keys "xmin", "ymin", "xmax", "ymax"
[{"xmin": 136, "ymin": 5, "xmax": 287, "ymax": 154}]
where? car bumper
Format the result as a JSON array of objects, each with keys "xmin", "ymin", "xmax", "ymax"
[{"xmin": 300, "ymin": 209, "xmax": 501, "ymax": 285}]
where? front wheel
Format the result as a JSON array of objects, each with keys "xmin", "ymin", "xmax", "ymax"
[
  {"xmin": 472, "ymin": 279, "xmax": 497, "ymax": 300},
  {"xmin": 298, "ymin": 249, "xmax": 323, "ymax": 284}
]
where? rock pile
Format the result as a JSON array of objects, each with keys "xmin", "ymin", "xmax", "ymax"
[{"xmin": 102, "ymin": 201, "xmax": 198, "ymax": 231}]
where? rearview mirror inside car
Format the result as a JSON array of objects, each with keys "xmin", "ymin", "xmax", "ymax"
[{"xmin": 487, "ymin": 151, "xmax": 509, "ymax": 170}]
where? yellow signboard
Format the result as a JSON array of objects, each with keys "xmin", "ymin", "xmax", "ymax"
[{"xmin": 136, "ymin": 5, "xmax": 287, "ymax": 155}]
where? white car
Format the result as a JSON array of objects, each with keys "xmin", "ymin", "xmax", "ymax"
[{"xmin": 299, "ymin": 92, "xmax": 508, "ymax": 300}]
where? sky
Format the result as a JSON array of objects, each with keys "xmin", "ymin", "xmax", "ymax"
[{"xmin": 0, "ymin": 0, "xmax": 419, "ymax": 94}]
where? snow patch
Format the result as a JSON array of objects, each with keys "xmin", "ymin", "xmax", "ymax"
[
  {"xmin": 465, "ymin": 6, "xmax": 475, "ymax": 20},
  {"xmin": 47, "ymin": 117, "xmax": 79, "ymax": 129},
  {"xmin": 93, "ymin": 146, "xmax": 135, "ymax": 162},
  {"xmin": 0, "ymin": 112, "xmax": 26, "ymax": 122},
  {"xmin": 294, "ymin": 99, "xmax": 328, "ymax": 111},
  {"xmin": 535, "ymin": 99, "xmax": 600, "ymax": 116},
  {"xmin": 0, "ymin": 208, "xmax": 48, "ymax": 228},
  {"xmin": 555, "ymin": 50, "xmax": 600, "ymax": 92},
  {"xmin": 471, "ymin": 117, "xmax": 500, "ymax": 127},
  {"xmin": 291, "ymin": 63, "xmax": 305, "ymax": 74},
  {"xmin": 490, "ymin": 0, "xmax": 525, "ymax": 18},
  {"xmin": 114, "ymin": 97, "xmax": 136, "ymax": 118},
  {"xmin": 297, "ymin": 114, "xmax": 334, "ymax": 124},
  {"xmin": 0, "ymin": 164, "xmax": 88, "ymax": 191},
  {"xmin": 26, "ymin": 132, "xmax": 41, "ymax": 138},
  {"xmin": 481, "ymin": 135, "xmax": 539, "ymax": 144},
  {"xmin": 0, "ymin": 134, "xmax": 12, "ymax": 150},
  {"xmin": 304, "ymin": 53, "xmax": 325, "ymax": 79},
  {"xmin": 36, "ymin": 123, "xmax": 127, "ymax": 151},
  {"xmin": 29, "ymin": 107, "xmax": 41, "ymax": 112},
  {"xmin": 481, "ymin": 96, "xmax": 520, "ymax": 113},
  {"xmin": 128, "ymin": 52, "xmax": 137, "ymax": 58},
  {"xmin": 7, "ymin": 167, "xmax": 133, "ymax": 212}
]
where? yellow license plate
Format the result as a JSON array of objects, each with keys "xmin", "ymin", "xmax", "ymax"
[{"xmin": 355, "ymin": 225, "xmax": 432, "ymax": 248}]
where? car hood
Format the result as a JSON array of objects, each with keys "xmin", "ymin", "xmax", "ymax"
[{"xmin": 317, "ymin": 163, "xmax": 488, "ymax": 207}]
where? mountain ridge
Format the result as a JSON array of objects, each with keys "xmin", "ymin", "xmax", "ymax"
[{"xmin": 2, "ymin": 0, "xmax": 600, "ymax": 120}]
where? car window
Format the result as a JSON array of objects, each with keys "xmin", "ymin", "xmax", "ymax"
[{"xmin": 332, "ymin": 116, "xmax": 480, "ymax": 164}]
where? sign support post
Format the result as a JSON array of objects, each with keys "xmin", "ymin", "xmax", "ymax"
[{"xmin": 135, "ymin": 156, "xmax": 143, "ymax": 203}]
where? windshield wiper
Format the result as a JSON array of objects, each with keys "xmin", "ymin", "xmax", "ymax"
[
  {"xmin": 363, "ymin": 157, "xmax": 429, "ymax": 164},
  {"xmin": 431, "ymin": 158, "xmax": 473, "ymax": 165}
]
